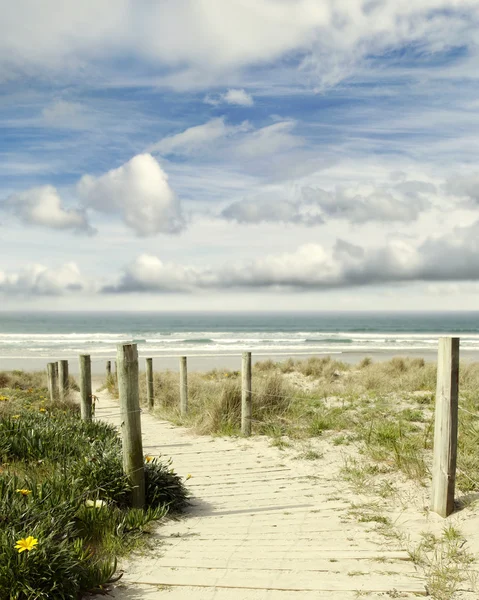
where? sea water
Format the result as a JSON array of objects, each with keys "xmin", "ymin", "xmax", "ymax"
[{"xmin": 0, "ymin": 312, "xmax": 479, "ymax": 373}]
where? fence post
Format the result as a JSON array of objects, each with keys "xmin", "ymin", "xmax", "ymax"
[
  {"xmin": 79, "ymin": 354, "xmax": 92, "ymax": 422},
  {"xmin": 58, "ymin": 360, "xmax": 69, "ymax": 401},
  {"xmin": 47, "ymin": 363, "xmax": 58, "ymax": 402},
  {"xmin": 114, "ymin": 360, "xmax": 118, "ymax": 384},
  {"xmin": 117, "ymin": 343, "xmax": 145, "ymax": 509},
  {"xmin": 180, "ymin": 356, "xmax": 188, "ymax": 415},
  {"xmin": 431, "ymin": 337, "xmax": 459, "ymax": 518},
  {"xmin": 106, "ymin": 360, "xmax": 111, "ymax": 378},
  {"xmin": 242, "ymin": 351, "xmax": 252, "ymax": 436},
  {"xmin": 146, "ymin": 358, "xmax": 154, "ymax": 410}
]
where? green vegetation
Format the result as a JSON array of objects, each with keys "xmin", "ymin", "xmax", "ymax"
[
  {"xmin": 116, "ymin": 356, "xmax": 479, "ymax": 496},
  {"xmin": 0, "ymin": 371, "xmax": 188, "ymax": 600}
]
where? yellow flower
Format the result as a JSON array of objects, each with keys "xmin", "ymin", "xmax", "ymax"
[
  {"xmin": 12, "ymin": 415, "xmax": 20, "ymax": 419},
  {"xmin": 15, "ymin": 536, "xmax": 38, "ymax": 553},
  {"xmin": 85, "ymin": 499, "xmax": 106, "ymax": 509},
  {"xmin": 186, "ymin": 474, "xmax": 192, "ymax": 480},
  {"xmin": 16, "ymin": 489, "xmax": 32, "ymax": 496},
  {"xmin": 144, "ymin": 455, "xmax": 153, "ymax": 463},
  {"xmin": 39, "ymin": 408, "xmax": 46, "ymax": 413},
  {"xmin": 0, "ymin": 396, "xmax": 8, "ymax": 401}
]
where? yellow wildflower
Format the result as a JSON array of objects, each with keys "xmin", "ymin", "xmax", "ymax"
[
  {"xmin": 186, "ymin": 474, "xmax": 192, "ymax": 480},
  {"xmin": 39, "ymin": 408, "xmax": 46, "ymax": 413},
  {"xmin": 0, "ymin": 396, "xmax": 8, "ymax": 402},
  {"xmin": 85, "ymin": 499, "xmax": 106, "ymax": 508},
  {"xmin": 16, "ymin": 489, "xmax": 32, "ymax": 496},
  {"xmin": 145, "ymin": 455, "xmax": 153, "ymax": 463},
  {"xmin": 15, "ymin": 536, "xmax": 38, "ymax": 553},
  {"xmin": 12, "ymin": 415, "xmax": 20, "ymax": 419}
]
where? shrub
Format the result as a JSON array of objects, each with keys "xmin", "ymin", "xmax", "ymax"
[{"xmin": 0, "ymin": 377, "xmax": 189, "ymax": 600}]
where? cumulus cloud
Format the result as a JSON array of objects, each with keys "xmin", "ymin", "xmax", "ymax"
[
  {"xmin": 221, "ymin": 180, "xmax": 434, "ymax": 226},
  {"xmin": 105, "ymin": 219, "xmax": 479, "ymax": 293},
  {"xmin": 221, "ymin": 193, "xmax": 323, "ymax": 226},
  {"xmin": 445, "ymin": 173, "xmax": 479, "ymax": 203},
  {"xmin": 303, "ymin": 183, "xmax": 431, "ymax": 224},
  {"xmin": 4, "ymin": 185, "xmax": 91, "ymax": 232},
  {"xmin": 0, "ymin": 262, "xmax": 85, "ymax": 296},
  {"xmin": 77, "ymin": 154, "xmax": 184, "ymax": 236},
  {"xmin": 205, "ymin": 89, "xmax": 254, "ymax": 106},
  {"xmin": 103, "ymin": 254, "xmax": 213, "ymax": 293}
]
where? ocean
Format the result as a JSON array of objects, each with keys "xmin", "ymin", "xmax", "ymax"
[{"xmin": 0, "ymin": 311, "xmax": 479, "ymax": 374}]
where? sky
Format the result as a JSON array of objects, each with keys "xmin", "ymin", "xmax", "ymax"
[{"xmin": 1, "ymin": 0, "xmax": 479, "ymax": 311}]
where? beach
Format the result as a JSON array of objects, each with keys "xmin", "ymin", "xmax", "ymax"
[{"xmin": 1, "ymin": 311, "xmax": 479, "ymax": 374}]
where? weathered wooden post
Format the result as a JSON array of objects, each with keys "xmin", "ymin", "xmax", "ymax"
[
  {"xmin": 431, "ymin": 337, "xmax": 459, "ymax": 518},
  {"xmin": 114, "ymin": 360, "xmax": 118, "ymax": 384},
  {"xmin": 47, "ymin": 362, "xmax": 58, "ymax": 402},
  {"xmin": 106, "ymin": 360, "xmax": 111, "ymax": 378},
  {"xmin": 242, "ymin": 351, "xmax": 252, "ymax": 436},
  {"xmin": 58, "ymin": 360, "xmax": 69, "ymax": 401},
  {"xmin": 180, "ymin": 356, "xmax": 188, "ymax": 415},
  {"xmin": 146, "ymin": 358, "xmax": 154, "ymax": 410},
  {"xmin": 117, "ymin": 343, "xmax": 145, "ymax": 509},
  {"xmin": 79, "ymin": 354, "xmax": 92, "ymax": 421}
]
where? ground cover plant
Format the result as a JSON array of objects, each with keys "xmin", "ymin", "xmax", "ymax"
[
  {"xmin": 0, "ymin": 371, "xmax": 188, "ymax": 600},
  {"xmin": 127, "ymin": 356, "xmax": 479, "ymax": 494}
]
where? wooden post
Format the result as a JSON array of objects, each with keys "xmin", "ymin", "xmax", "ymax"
[
  {"xmin": 180, "ymin": 356, "xmax": 188, "ymax": 415},
  {"xmin": 146, "ymin": 358, "xmax": 154, "ymax": 410},
  {"xmin": 79, "ymin": 354, "xmax": 92, "ymax": 422},
  {"xmin": 114, "ymin": 360, "xmax": 118, "ymax": 384},
  {"xmin": 58, "ymin": 360, "xmax": 69, "ymax": 401},
  {"xmin": 47, "ymin": 363, "xmax": 58, "ymax": 402},
  {"xmin": 106, "ymin": 360, "xmax": 111, "ymax": 378},
  {"xmin": 431, "ymin": 337, "xmax": 459, "ymax": 518},
  {"xmin": 242, "ymin": 351, "xmax": 252, "ymax": 436},
  {"xmin": 117, "ymin": 343, "xmax": 145, "ymax": 509}
]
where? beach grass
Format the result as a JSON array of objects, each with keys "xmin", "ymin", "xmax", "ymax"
[
  {"xmin": 125, "ymin": 356, "xmax": 479, "ymax": 495},
  {"xmin": 0, "ymin": 372, "xmax": 188, "ymax": 600}
]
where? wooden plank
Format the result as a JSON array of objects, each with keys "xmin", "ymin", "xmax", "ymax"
[
  {"xmin": 79, "ymin": 354, "xmax": 92, "ymax": 421},
  {"xmin": 180, "ymin": 356, "xmax": 188, "ymax": 415},
  {"xmin": 431, "ymin": 337, "xmax": 459, "ymax": 517},
  {"xmin": 117, "ymin": 342, "xmax": 145, "ymax": 508},
  {"xmin": 242, "ymin": 351, "xmax": 252, "ymax": 436}
]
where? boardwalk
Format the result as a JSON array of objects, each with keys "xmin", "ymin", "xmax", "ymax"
[{"xmin": 93, "ymin": 386, "xmax": 426, "ymax": 600}]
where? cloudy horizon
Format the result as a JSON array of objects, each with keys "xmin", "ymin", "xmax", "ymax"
[{"xmin": 2, "ymin": 1, "xmax": 479, "ymax": 311}]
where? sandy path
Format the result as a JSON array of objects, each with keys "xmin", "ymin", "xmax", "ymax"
[{"xmin": 91, "ymin": 382, "xmax": 426, "ymax": 600}]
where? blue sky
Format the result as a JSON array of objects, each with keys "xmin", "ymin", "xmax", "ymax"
[{"xmin": 1, "ymin": 0, "xmax": 479, "ymax": 310}]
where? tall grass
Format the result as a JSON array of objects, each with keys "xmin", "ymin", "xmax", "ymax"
[{"xmin": 136, "ymin": 356, "xmax": 479, "ymax": 493}]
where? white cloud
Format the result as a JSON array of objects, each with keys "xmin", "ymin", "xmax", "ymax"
[
  {"xmin": 104, "ymin": 219, "xmax": 479, "ymax": 293},
  {"xmin": 303, "ymin": 182, "xmax": 432, "ymax": 224},
  {"xmin": 77, "ymin": 153, "xmax": 184, "ymax": 236},
  {"xmin": 103, "ymin": 254, "xmax": 214, "ymax": 293},
  {"xmin": 232, "ymin": 120, "xmax": 304, "ymax": 160},
  {"xmin": 221, "ymin": 179, "xmax": 434, "ymax": 226},
  {"xmin": 221, "ymin": 192, "xmax": 323, "ymax": 226},
  {"xmin": 446, "ymin": 173, "xmax": 479, "ymax": 203},
  {"xmin": 205, "ymin": 89, "xmax": 254, "ymax": 106},
  {"xmin": 41, "ymin": 100, "xmax": 93, "ymax": 129},
  {"xmin": 1, "ymin": 1, "xmax": 478, "ymax": 89},
  {"xmin": 0, "ymin": 262, "xmax": 85, "ymax": 296},
  {"xmin": 4, "ymin": 185, "xmax": 91, "ymax": 232},
  {"xmin": 149, "ymin": 118, "xmax": 251, "ymax": 156},
  {"xmin": 150, "ymin": 117, "xmax": 304, "ymax": 164}
]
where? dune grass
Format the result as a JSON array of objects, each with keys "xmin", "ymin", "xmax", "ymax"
[
  {"xmin": 0, "ymin": 372, "xmax": 188, "ymax": 600},
  {"xmin": 120, "ymin": 356, "xmax": 479, "ymax": 495}
]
